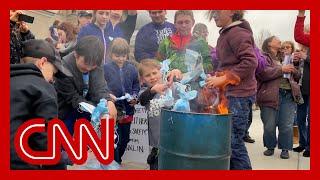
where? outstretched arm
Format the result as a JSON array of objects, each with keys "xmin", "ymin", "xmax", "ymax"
[{"xmin": 294, "ymin": 10, "xmax": 310, "ymax": 47}]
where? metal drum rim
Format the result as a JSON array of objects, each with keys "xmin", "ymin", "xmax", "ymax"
[{"xmin": 161, "ymin": 108, "xmax": 232, "ymax": 116}]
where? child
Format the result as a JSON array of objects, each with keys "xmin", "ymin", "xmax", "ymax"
[
  {"xmin": 10, "ymin": 39, "xmax": 71, "ymax": 169},
  {"xmin": 157, "ymin": 10, "xmax": 213, "ymax": 74},
  {"xmin": 55, "ymin": 35, "xmax": 117, "ymax": 136},
  {"xmin": 206, "ymin": 10, "xmax": 258, "ymax": 170},
  {"xmin": 77, "ymin": 10, "xmax": 111, "ymax": 64},
  {"xmin": 104, "ymin": 38, "xmax": 140, "ymax": 164},
  {"xmin": 138, "ymin": 59, "xmax": 181, "ymax": 170},
  {"xmin": 157, "ymin": 11, "xmax": 213, "ymax": 112}
]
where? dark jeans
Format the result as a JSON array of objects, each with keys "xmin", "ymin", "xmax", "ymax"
[
  {"xmin": 62, "ymin": 109, "xmax": 92, "ymax": 165},
  {"xmin": 63, "ymin": 109, "xmax": 91, "ymax": 135},
  {"xmin": 245, "ymin": 103, "xmax": 253, "ymax": 137},
  {"xmin": 296, "ymin": 95, "xmax": 310, "ymax": 151},
  {"xmin": 228, "ymin": 95, "xmax": 255, "ymax": 170},
  {"xmin": 293, "ymin": 106, "xmax": 298, "ymax": 126},
  {"xmin": 114, "ymin": 122, "xmax": 131, "ymax": 164}
]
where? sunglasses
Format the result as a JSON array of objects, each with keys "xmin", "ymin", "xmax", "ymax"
[{"xmin": 282, "ymin": 46, "xmax": 292, "ymax": 49}]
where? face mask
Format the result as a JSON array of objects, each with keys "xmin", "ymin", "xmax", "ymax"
[
  {"xmin": 91, "ymin": 98, "xmax": 109, "ymax": 132},
  {"xmin": 114, "ymin": 93, "xmax": 136, "ymax": 102},
  {"xmin": 160, "ymin": 59, "xmax": 171, "ymax": 82},
  {"xmin": 172, "ymin": 82, "xmax": 198, "ymax": 112},
  {"xmin": 180, "ymin": 49, "xmax": 207, "ymax": 86}
]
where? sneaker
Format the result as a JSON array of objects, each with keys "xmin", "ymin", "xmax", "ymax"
[
  {"xmin": 243, "ymin": 135, "xmax": 255, "ymax": 143},
  {"xmin": 263, "ymin": 149, "xmax": 274, "ymax": 156},
  {"xmin": 280, "ymin": 150, "xmax": 289, "ymax": 159},
  {"xmin": 303, "ymin": 150, "xmax": 310, "ymax": 157},
  {"xmin": 293, "ymin": 146, "xmax": 305, "ymax": 153}
]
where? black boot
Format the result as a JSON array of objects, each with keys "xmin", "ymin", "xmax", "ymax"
[
  {"xmin": 243, "ymin": 135, "xmax": 255, "ymax": 143},
  {"xmin": 147, "ymin": 147, "xmax": 158, "ymax": 170},
  {"xmin": 293, "ymin": 146, "xmax": 305, "ymax": 153},
  {"xmin": 303, "ymin": 150, "xmax": 310, "ymax": 157}
]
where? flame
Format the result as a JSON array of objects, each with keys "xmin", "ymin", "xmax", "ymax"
[
  {"xmin": 198, "ymin": 70, "xmax": 240, "ymax": 114},
  {"xmin": 215, "ymin": 71, "xmax": 240, "ymax": 114},
  {"xmin": 217, "ymin": 104, "xmax": 228, "ymax": 114}
]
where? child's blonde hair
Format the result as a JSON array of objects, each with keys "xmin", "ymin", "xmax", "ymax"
[
  {"xmin": 107, "ymin": 37, "xmax": 130, "ymax": 59},
  {"xmin": 138, "ymin": 59, "xmax": 161, "ymax": 76}
]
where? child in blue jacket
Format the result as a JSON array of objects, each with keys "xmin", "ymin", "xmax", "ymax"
[
  {"xmin": 78, "ymin": 10, "xmax": 111, "ymax": 64},
  {"xmin": 104, "ymin": 38, "xmax": 140, "ymax": 164}
]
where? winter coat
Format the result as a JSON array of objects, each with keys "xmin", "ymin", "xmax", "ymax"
[
  {"xmin": 10, "ymin": 63, "xmax": 65, "ymax": 169},
  {"xmin": 106, "ymin": 14, "xmax": 137, "ymax": 43},
  {"xmin": 10, "ymin": 21, "xmax": 35, "ymax": 64},
  {"xmin": 77, "ymin": 23, "xmax": 109, "ymax": 63},
  {"xmin": 55, "ymin": 52, "xmax": 112, "ymax": 120},
  {"xmin": 294, "ymin": 16, "xmax": 310, "ymax": 47},
  {"xmin": 215, "ymin": 20, "xmax": 258, "ymax": 97},
  {"xmin": 256, "ymin": 53, "xmax": 302, "ymax": 109},
  {"xmin": 300, "ymin": 49, "xmax": 310, "ymax": 95},
  {"xmin": 104, "ymin": 61, "xmax": 140, "ymax": 115}
]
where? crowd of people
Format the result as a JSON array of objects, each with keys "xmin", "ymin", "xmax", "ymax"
[{"xmin": 10, "ymin": 10, "xmax": 310, "ymax": 170}]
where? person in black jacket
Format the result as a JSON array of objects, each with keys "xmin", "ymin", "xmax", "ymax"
[
  {"xmin": 292, "ymin": 49, "xmax": 310, "ymax": 157},
  {"xmin": 10, "ymin": 39, "xmax": 71, "ymax": 169},
  {"xmin": 292, "ymin": 11, "xmax": 310, "ymax": 157},
  {"xmin": 54, "ymin": 36, "xmax": 117, "ymax": 135},
  {"xmin": 10, "ymin": 10, "xmax": 35, "ymax": 64}
]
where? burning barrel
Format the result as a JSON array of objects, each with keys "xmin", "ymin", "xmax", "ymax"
[{"xmin": 159, "ymin": 109, "xmax": 231, "ymax": 170}]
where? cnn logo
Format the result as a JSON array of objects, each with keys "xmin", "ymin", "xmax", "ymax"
[{"xmin": 14, "ymin": 118, "xmax": 114, "ymax": 165}]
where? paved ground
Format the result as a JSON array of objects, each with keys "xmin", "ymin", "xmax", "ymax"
[
  {"xmin": 68, "ymin": 109, "xmax": 310, "ymax": 170},
  {"xmin": 120, "ymin": 109, "xmax": 310, "ymax": 170},
  {"xmin": 246, "ymin": 109, "xmax": 310, "ymax": 170}
]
